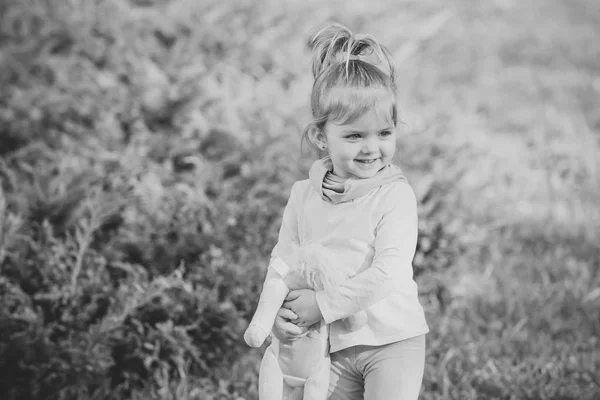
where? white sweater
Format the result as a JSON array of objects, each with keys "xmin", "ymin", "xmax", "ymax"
[{"xmin": 270, "ymin": 158, "xmax": 429, "ymax": 353}]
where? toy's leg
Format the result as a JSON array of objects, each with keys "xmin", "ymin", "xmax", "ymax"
[
  {"xmin": 302, "ymin": 357, "xmax": 331, "ymax": 400},
  {"xmin": 245, "ymin": 276, "xmax": 290, "ymax": 347},
  {"xmin": 259, "ymin": 344, "xmax": 284, "ymax": 400}
]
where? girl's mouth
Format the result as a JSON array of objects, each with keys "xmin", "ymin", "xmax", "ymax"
[{"xmin": 355, "ymin": 158, "xmax": 378, "ymax": 164}]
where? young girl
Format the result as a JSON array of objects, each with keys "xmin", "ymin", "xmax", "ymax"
[{"xmin": 269, "ymin": 24, "xmax": 429, "ymax": 399}]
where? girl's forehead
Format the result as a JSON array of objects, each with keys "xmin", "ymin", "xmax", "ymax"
[{"xmin": 334, "ymin": 107, "xmax": 391, "ymax": 128}]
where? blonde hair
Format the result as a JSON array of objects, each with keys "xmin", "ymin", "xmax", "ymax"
[{"xmin": 302, "ymin": 23, "xmax": 399, "ymax": 153}]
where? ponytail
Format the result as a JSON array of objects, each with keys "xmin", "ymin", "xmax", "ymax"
[{"xmin": 308, "ymin": 23, "xmax": 396, "ymax": 85}]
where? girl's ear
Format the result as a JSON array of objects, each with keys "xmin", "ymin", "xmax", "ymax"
[{"xmin": 307, "ymin": 124, "xmax": 327, "ymax": 150}]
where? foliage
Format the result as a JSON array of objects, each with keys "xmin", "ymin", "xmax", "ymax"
[{"xmin": 1, "ymin": 0, "xmax": 599, "ymax": 399}]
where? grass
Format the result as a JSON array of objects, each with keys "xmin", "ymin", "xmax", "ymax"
[
  {"xmin": 398, "ymin": 0, "xmax": 600, "ymax": 398},
  {"xmin": 0, "ymin": 0, "xmax": 599, "ymax": 398}
]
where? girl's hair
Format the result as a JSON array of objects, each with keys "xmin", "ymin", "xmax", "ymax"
[{"xmin": 302, "ymin": 23, "xmax": 399, "ymax": 153}]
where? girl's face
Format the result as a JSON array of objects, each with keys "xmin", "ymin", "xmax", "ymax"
[{"xmin": 320, "ymin": 108, "xmax": 397, "ymax": 179}]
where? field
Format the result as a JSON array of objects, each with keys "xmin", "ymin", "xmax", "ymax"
[{"xmin": 0, "ymin": 0, "xmax": 599, "ymax": 399}]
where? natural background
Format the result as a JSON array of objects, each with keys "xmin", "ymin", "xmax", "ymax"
[{"xmin": 0, "ymin": 0, "xmax": 599, "ymax": 399}]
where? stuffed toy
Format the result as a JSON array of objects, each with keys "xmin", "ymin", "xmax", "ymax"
[{"xmin": 244, "ymin": 242, "xmax": 367, "ymax": 400}]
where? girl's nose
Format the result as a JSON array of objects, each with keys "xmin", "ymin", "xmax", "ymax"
[{"xmin": 362, "ymin": 138, "xmax": 378, "ymax": 153}]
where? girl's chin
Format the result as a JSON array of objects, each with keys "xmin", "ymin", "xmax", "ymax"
[
  {"xmin": 349, "ymin": 168, "xmax": 380, "ymax": 179},
  {"xmin": 334, "ymin": 159, "xmax": 384, "ymax": 178},
  {"xmin": 355, "ymin": 171, "xmax": 378, "ymax": 178}
]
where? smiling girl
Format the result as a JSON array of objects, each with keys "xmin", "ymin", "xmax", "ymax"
[{"xmin": 264, "ymin": 23, "xmax": 429, "ymax": 399}]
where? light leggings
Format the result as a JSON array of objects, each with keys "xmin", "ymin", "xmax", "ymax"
[{"xmin": 328, "ymin": 334, "xmax": 426, "ymax": 400}]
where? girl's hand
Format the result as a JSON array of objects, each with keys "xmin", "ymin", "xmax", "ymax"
[
  {"xmin": 283, "ymin": 289, "xmax": 323, "ymax": 327},
  {"xmin": 272, "ymin": 308, "xmax": 310, "ymax": 343}
]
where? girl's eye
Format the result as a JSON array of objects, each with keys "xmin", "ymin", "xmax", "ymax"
[
  {"xmin": 380, "ymin": 130, "xmax": 392, "ymax": 137},
  {"xmin": 346, "ymin": 134, "xmax": 361, "ymax": 140}
]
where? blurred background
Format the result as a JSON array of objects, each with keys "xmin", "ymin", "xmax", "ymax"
[{"xmin": 0, "ymin": 0, "xmax": 598, "ymax": 399}]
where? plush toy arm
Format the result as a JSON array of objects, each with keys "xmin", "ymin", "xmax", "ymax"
[{"xmin": 244, "ymin": 258, "xmax": 292, "ymax": 348}]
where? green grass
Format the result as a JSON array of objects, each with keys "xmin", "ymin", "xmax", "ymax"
[{"xmin": 0, "ymin": 0, "xmax": 599, "ymax": 398}]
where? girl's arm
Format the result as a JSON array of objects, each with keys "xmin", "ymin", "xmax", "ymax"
[
  {"xmin": 314, "ymin": 181, "xmax": 418, "ymax": 324},
  {"xmin": 264, "ymin": 182, "xmax": 301, "ymax": 279},
  {"xmin": 261, "ymin": 182, "xmax": 311, "ymax": 338}
]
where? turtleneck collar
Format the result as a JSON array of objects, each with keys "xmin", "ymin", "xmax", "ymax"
[{"xmin": 308, "ymin": 156, "xmax": 407, "ymax": 204}]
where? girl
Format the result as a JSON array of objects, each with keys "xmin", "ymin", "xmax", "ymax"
[{"xmin": 269, "ymin": 24, "xmax": 429, "ymax": 399}]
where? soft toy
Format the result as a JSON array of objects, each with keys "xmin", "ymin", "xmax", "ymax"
[{"xmin": 244, "ymin": 242, "xmax": 367, "ymax": 400}]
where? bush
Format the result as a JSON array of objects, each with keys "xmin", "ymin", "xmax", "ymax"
[{"xmin": 0, "ymin": 1, "xmax": 300, "ymax": 397}]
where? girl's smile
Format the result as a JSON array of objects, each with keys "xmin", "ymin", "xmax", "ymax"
[{"xmin": 355, "ymin": 158, "xmax": 378, "ymax": 164}]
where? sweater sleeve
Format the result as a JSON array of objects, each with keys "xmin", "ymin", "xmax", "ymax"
[
  {"xmin": 315, "ymin": 182, "xmax": 418, "ymax": 324},
  {"xmin": 264, "ymin": 182, "xmax": 301, "ymax": 281}
]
